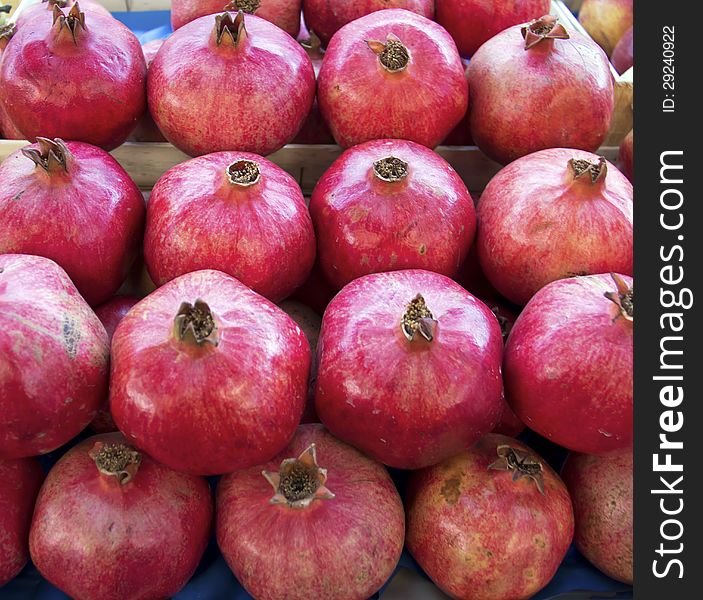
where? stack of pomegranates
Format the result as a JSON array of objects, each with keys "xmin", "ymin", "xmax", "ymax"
[{"xmin": 0, "ymin": 1, "xmax": 634, "ymax": 599}]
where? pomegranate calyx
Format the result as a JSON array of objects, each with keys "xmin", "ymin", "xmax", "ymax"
[
  {"xmin": 226, "ymin": 159, "xmax": 261, "ymax": 186},
  {"xmin": 373, "ymin": 156, "xmax": 408, "ymax": 182},
  {"xmin": 262, "ymin": 443, "xmax": 335, "ymax": 508},
  {"xmin": 604, "ymin": 273, "xmax": 633, "ymax": 322},
  {"xmin": 367, "ymin": 34, "xmax": 409, "ymax": 73},
  {"xmin": 22, "ymin": 137, "xmax": 71, "ymax": 173},
  {"xmin": 401, "ymin": 294, "xmax": 437, "ymax": 342},
  {"xmin": 89, "ymin": 441, "xmax": 141, "ymax": 485},
  {"xmin": 223, "ymin": 0, "xmax": 260, "ymax": 14},
  {"xmin": 215, "ymin": 10, "xmax": 247, "ymax": 47},
  {"xmin": 0, "ymin": 22, "xmax": 15, "ymax": 48},
  {"xmin": 52, "ymin": 3, "xmax": 86, "ymax": 44},
  {"xmin": 569, "ymin": 156, "xmax": 608, "ymax": 184},
  {"xmin": 489, "ymin": 444, "xmax": 545, "ymax": 494},
  {"xmin": 521, "ymin": 15, "xmax": 569, "ymax": 50},
  {"xmin": 173, "ymin": 299, "xmax": 220, "ymax": 346}
]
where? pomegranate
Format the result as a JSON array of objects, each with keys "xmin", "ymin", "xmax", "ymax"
[
  {"xmin": 0, "ymin": 138, "xmax": 145, "ymax": 306},
  {"xmin": 171, "ymin": 0, "xmax": 301, "ymax": 38},
  {"xmin": 148, "ymin": 11, "xmax": 315, "ymax": 157},
  {"xmin": 15, "ymin": 0, "xmax": 111, "ymax": 26},
  {"xmin": 144, "ymin": 151, "xmax": 315, "ymax": 302},
  {"xmin": 1, "ymin": 4, "xmax": 146, "ymax": 151},
  {"xmin": 129, "ymin": 39, "xmax": 167, "ymax": 143},
  {"xmin": 0, "ymin": 254, "xmax": 109, "ymax": 459},
  {"xmin": 315, "ymin": 269, "xmax": 504, "ymax": 469},
  {"xmin": 611, "ymin": 25, "xmax": 633, "ymax": 74},
  {"xmin": 217, "ymin": 423, "xmax": 404, "ymax": 600},
  {"xmin": 0, "ymin": 457, "xmax": 43, "ymax": 586},
  {"xmin": 310, "ymin": 139, "xmax": 476, "ymax": 289},
  {"xmin": 303, "ymin": 0, "xmax": 434, "ymax": 48},
  {"xmin": 619, "ymin": 129, "xmax": 633, "ymax": 182},
  {"xmin": 317, "ymin": 9, "xmax": 468, "ymax": 149},
  {"xmin": 477, "ymin": 149, "xmax": 633, "ymax": 305},
  {"xmin": 90, "ymin": 296, "xmax": 140, "ymax": 433},
  {"xmin": 579, "ymin": 0, "xmax": 633, "ymax": 56},
  {"xmin": 505, "ymin": 273, "xmax": 633, "ymax": 454},
  {"xmin": 406, "ymin": 433, "xmax": 574, "ymax": 600},
  {"xmin": 468, "ymin": 15, "xmax": 614, "ymax": 165},
  {"xmin": 29, "ymin": 433, "xmax": 213, "ymax": 599},
  {"xmin": 561, "ymin": 448, "xmax": 633, "ymax": 584},
  {"xmin": 435, "ymin": 0, "xmax": 550, "ymax": 57},
  {"xmin": 110, "ymin": 269, "xmax": 311, "ymax": 475}
]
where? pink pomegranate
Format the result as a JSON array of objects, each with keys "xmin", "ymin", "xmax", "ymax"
[
  {"xmin": 144, "ymin": 151, "xmax": 315, "ymax": 302},
  {"xmin": 171, "ymin": 0, "xmax": 301, "ymax": 37},
  {"xmin": 110, "ymin": 269, "xmax": 311, "ymax": 475},
  {"xmin": 149, "ymin": 11, "xmax": 315, "ymax": 157},
  {"xmin": 310, "ymin": 139, "xmax": 476, "ymax": 289},
  {"xmin": 315, "ymin": 269, "xmax": 504, "ymax": 469},
  {"xmin": 217, "ymin": 423, "xmax": 404, "ymax": 600},
  {"xmin": 130, "ymin": 39, "xmax": 167, "ymax": 143},
  {"xmin": 468, "ymin": 15, "xmax": 614, "ymax": 164},
  {"xmin": 579, "ymin": 0, "xmax": 633, "ymax": 56},
  {"xmin": 477, "ymin": 149, "xmax": 633, "ymax": 305},
  {"xmin": 0, "ymin": 138, "xmax": 145, "ymax": 306},
  {"xmin": 16, "ymin": 0, "xmax": 111, "ymax": 23},
  {"xmin": 317, "ymin": 9, "xmax": 468, "ymax": 149},
  {"xmin": 561, "ymin": 448, "xmax": 633, "ymax": 584},
  {"xmin": 303, "ymin": 0, "xmax": 434, "ymax": 47},
  {"xmin": 436, "ymin": 0, "xmax": 550, "ymax": 57},
  {"xmin": 30, "ymin": 433, "xmax": 213, "ymax": 599},
  {"xmin": 0, "ymin": 457, "xmax": 44, "ymax": 586},
  {"xmin": 406, "ymin": 433, "xmax": 574, "ymax": 600},
  {"xmin": 0, "ymin": 255, "xmax": 109, "ymax": 459},
  {"xmin": 1, "ymin": 4, "xmax": 146, "ymax": 150},
  {"xmin": 611, "ymin": 25, "xmax": 633, "ymax": 74},
  {"xmin": 505, "ymin": 273, "xmax": 633, "ymax": 454},
  {"xmin": 619, "ymin": 130, "xmax": 633, "ymax": 182}
]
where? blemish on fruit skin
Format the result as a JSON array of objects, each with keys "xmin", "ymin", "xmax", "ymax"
[
  {"xmin": 418, "ymin": 244, "xmax": 427, "ymax": 255},
  {"xmin": 440, "ymin": 477, "xmax": 462, "ymax": 505},
  {"xmin": 534, "ymin": 535, "xmax": 546, "ymax": 549}
]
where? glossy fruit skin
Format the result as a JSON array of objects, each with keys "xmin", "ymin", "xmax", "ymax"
[
  {"xmin": 435, "ymin": 0, "xmax": 550, "ymax": 57},
  {"xmin": 310, "ymin": 139, "xmax": 476, "ymax": 290},
  {"xmin": 579, "ymin": 0, "xmax": 633, "ymax": 56},
  {"xmin": 171, "ymin": 0, "xmax": 302, "ymax": 38},
  {"xmin": 148, "ymin": 12, "xmax": 315, "ymax": 157},
  {"xmin": 110, "ymin": 270, "xmax": 311, "ymax": 475},
  {"xmin": 29, "ymin": 433, "xmax": 213, "ymax": 600},
  {"xmin": 561, "ymin": 448, "xmax": 633, "ymax": 584},
  {"xmin": 477, "ymin": 149, "xmax": 633, "ymax": 305},
  {"xmin": 619, "ymin": 130, "xmax": 633, "ymax": 182},
  {"xmin": 303, "ymin": 0, "xmax": 434, "ymax": 47},
  {"xmin": 144, "ymin": 151, "xmax": 315, "ymax": 302},
  {"xmin": 0, "ymin": 255, "xmax": 110, "ymax": 459},
  {"xmin": 406, "ymin": 434, "xmax": 574, "ymax": 600},
  {"xmin": 1, "ymin": 7, "xmax": 146, "ymax": 151},
  {"xmin": 504, "ymin": 274, "xmax": 633, "ymax": 454},
  {"xmin": 217, "ymin": 424, "xmax": 405, "ymax": 600},
  {"xmin": 611, "ymin": 25, "xmax": 633, "ymax": 74},
  {"xmin": 0, "ymin": 141, "xmax": 145, "ymax": 306},
  {"xmin": 0, "ymin": 457, "xmax": 44, "ymax": 586},
  {"xmin": 315, "ymin": 269, "xmax": 504, "ymax": 469},
  {"xmin": 468, "ymin": 22, "xmax": 613, "ymax": 165},
  {"xmin": 129, "ymin": 39, "xmax": 167, "ymax": 143},
  {"xmin": 15, "ymin": 0, "xmax": 111, "ymax": 26},
  {"xmin": 318, "ymin": 9, "xmax": 468, "ymax": 149}
]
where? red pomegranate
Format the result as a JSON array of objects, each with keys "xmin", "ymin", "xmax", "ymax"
[
  {"xmin": 619, "ymin": 130, "xmax": 633, "ymax": 182},
  {"xmin": 1, "ymin": 4, "xmax": 146, "ymax": 150},
  {"xmin": 435, "ymin": 0, "xmax": 550, "ymax": 57},
  {"xmin": 171, "ymin": 0, "xmax": 301, "ymax": 38},
  {"xmin": 310, "ymin": 139, "xmax": 476, "ymax": 289},
  {"xmin": 0, "ymin": 255, "xmax": 109, "ymax": 459},
  {"xmin": 0, "ymin": 457, "xmax": 44, "ymax": 586},
  {"xmin": 317, "ymin": 9, "xmax": 468, "ymax": 149},
  {"xmin": 129, "ymin": 39, "xmax": 167, "ymax": 143},
  {"xmin": 579, "ymin": 0, "xmax": 633, "ymax": 56},
  {"xmin": 29, "ymin": 433, "xmax": 213, "ymax": 599},
  {"xmin": 90, "ymin": 296, "xmax": 140, "ymax": 433},
  {"xmin": 148, "ymin": 11, "xmax": 315, "ymax": 157},
  {"xmin": 406, "ymin": 434, "xmax": 574, "ymax": 600},
  {"xmin": 0, "ymin": 138, "xmax": 145, "ymax": 306},
  {"xmin": 611, "ymin": 25, "xmax": 633, "ymax": 74},
  {"xmin": 110, "ymin": 270, "xmax": 311, "ymax": 475},
  {"xmin": 315, "ymin": 269, "xmax": 504, "ymax": 469},
  {"xmin": 468, "ymin": 15, "xmax": 614, "ymax": 165},
  {"xmin": 303, "ymin": 0, "xmax": 434, "ymax": 47},
  {"xmin": 217, "ymin": 424, "xmax": 404, "ymax": 600},
  {"xmin": 144, "ymin": 151, "xmax": 315, "ymax": 302},
  {"xmin": 561, "ymin": 448, "xmax": 633, "ymax": 584},
  {"xmin": 505, "ymin": 273, "xmax": 633, "ymax": 454},
  {"xmin": 477, "ymin": 149, "xmax": 633, "ymax": 305}
]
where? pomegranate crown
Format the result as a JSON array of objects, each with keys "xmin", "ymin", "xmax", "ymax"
[
  {"xmin": 604, "ymin": 273, "xmax": 633, "ymax": 323},
  {"xmin": 401, "ymin": 294, "xmax": 437, "ymax": 342},
  {"xmin": 367, "ymin": 33, "xmax": 410, "ymax": 72},
  {"xmin": 521, "ymin": 15, "xmax": 569, "ymax": 50},
  {"xmin": 173, "ymin": 299, "xmax": 220, "ymax": 346},
  {"xmin": 22, "ymin": 138, "xmax": 71, "ymax": 173},
  {"xmin": 52, "ymin": 2, "xmax": 86, "ymax": 44},
  {"xmin": 215, "ymin": 10, "xmax": 247, "ymax": 46},
  {"xmin": 489, "ymin": 444, "xmax": 545, "ymax": 494},
  {"xmin": 223, "ymin": 0, "xmax": 260, "ymax": 14},
  {"xmin": 569, "ymin": 156, "xmax": 608, "ymax": 184},
  {"xmin": 89, "ymin": 441, "xmax": 142, "ymax": 485}
]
